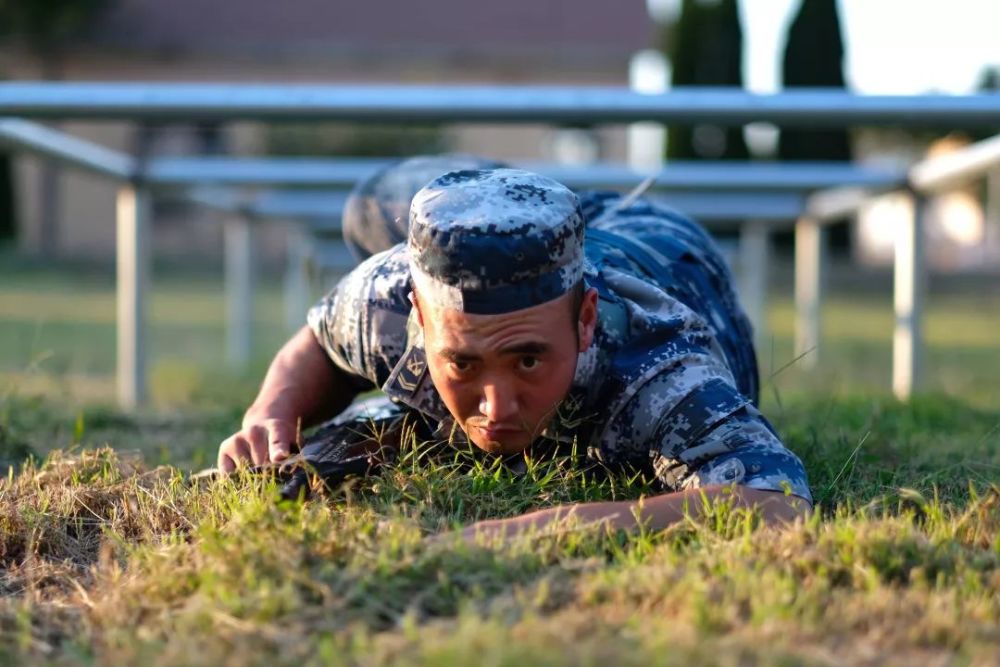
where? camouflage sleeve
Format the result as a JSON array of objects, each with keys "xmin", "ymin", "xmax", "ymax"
[
  {"xmin": 306, "ymin": 245, "xmax": 413, "ymax": 389},
  {"xmin": 683, "ymin": 407, "xmax": 813, "ymax": 504},
  {"xmin": 603, "ymin": 368, "xmax": 812, "ymax": 505},
  {"xmin": 656, "ymin": 400, "xmax": 813, "ymax": 505}
]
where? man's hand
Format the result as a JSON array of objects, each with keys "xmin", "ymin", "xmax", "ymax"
[
  {"xmin": 217, "ymin": 417, "xmax": 299, "ymax": 473},
  {"xmin": 215, "ymin": 326, "xmax": 359, "ymax": 476}
]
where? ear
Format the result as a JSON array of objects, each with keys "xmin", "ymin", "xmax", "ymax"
[
  {"xmin": 576, "ymin": 287, "xmax": 599, "ymax": 352},
  {"xmin": 408, "ymin": 287, "xmax": 425, "ymax": 328}
]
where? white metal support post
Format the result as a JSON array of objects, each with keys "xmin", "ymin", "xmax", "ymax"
[
  {"xmin": 739, "ymin": 220, "xmax": 771, "ymax": 350},
  {"xmin": 892, "ymin": 194, "xmax": 926, "ymax": 400},
  {"xmin": 985, "ymin": 168, "xmax": 1000, "ymax": 259},
  {"xmin": 627, "ymin": 50, "xmax": 668, "ymax": 170},
  {"xmin": 116, "ymin": 185, "xmax": 151, "ymax": 409},
  {"xmin": 794, "ymin": 217, "xmax": 825, "ymax": 368},
  {"xmin": 224, "ymin": 216, "xmax": 255, "ymax": 370}
]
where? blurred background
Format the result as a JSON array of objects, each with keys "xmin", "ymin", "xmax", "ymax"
[
  {"xmin": 3, "ymin": 0, "xmax": 1000, "ymax": 265},
  {"xmin": 0, "ymin": 0, "xmax": 997, "ymax": 467}
]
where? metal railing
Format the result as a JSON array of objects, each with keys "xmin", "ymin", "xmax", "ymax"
[
  {"xmin": 5, "ymin": 83, "xmax": 1000, "ymax": 126},
  {"xmin": 3, "ymin": 84, "xmax": 1000, "ymax": 407}
]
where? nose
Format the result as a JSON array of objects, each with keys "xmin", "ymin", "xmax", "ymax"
[{"xmin": 479, "ymin": 378, "xmax": 519, "ymax": 424}]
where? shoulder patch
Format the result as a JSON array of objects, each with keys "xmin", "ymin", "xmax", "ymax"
[{"xmin": 384, "ymin": 346, "xmax": 429, "ymax": 397}]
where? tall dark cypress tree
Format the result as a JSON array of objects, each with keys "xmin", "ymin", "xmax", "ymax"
[
  {"xmin": 664, "ymin": 0, "xmax": 749, "ymax": 160},
  {"xmin": 777, "ymin": 0, "xmax": 851, "ymax": 161}
]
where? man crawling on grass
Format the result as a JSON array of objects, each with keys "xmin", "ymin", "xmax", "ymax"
[{"xmin": 217, "ymin": 157, "xmax": 813, "ymax": 541}]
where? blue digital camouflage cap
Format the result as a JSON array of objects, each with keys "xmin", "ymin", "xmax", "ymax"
[
  {"xmin": 408, "ymin": 168, "xmax": 586, "ymax": 315},
  {"xmin": 342, "ymin": 154, "xmax": 507, "ymax": 261}
]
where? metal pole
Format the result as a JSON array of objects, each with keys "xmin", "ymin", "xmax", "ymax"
[
  {"xmin": 147, "ymin": 156, "xmax": 903, "ymax": 191},
  {"xmin": 739, "ymin": 220, "xmax": 771, "ymax": 350},
  {"xmin": 284, "ymin": 223, "xmax": 312, "ymax": 335},
  {"xmin": 627, "ymin": 50, "xmax": 668, "ymax": 170},
  {"xmin": 6, "ymin": 83, "xmax": 1000, "ymax": 127},
  {"xmin": 0, "ymin": 118, "xmax": 134, "ymax": 180},
  {"xmin": 985, "ymin": 169, "xmax": 1000, "ymax": 260},
  {"xmin": 910, "ymin": 132, "xmax": 1000, "ymax": 193},
  {"xmin": 893, "ymin": 194, "xmax": 926, "ymax": 400},
  {"xmin": 794, "ymin": 217, "xmax": 825, "ymax": 368},
  {"xmin": 224, "ymin": 216, "xmax": 254, "ymax": 370},
  {"xmin": 116, "ymin": 185, "xmax": 150, "ymax": 409}
]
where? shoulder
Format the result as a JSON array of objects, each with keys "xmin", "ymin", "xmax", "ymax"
[
  {"xmin": 339, "ymin": 244, "xmax": 413, "ymax": 311},
  {"xmin": 307, "ymin": 245, "xmax": 413, "ymax": 387}
]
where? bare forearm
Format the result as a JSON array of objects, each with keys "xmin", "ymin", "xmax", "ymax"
[
  {"xmin": 219, "ymin": 326, "xmax": 360, "ymax": 471},
  {"xmin": 244, "ymin": 326, "xmax": 355, "ymax": 429},
  {"xmin": 463, "ymin": 486, "xmax": 811, "ymax": 541}
]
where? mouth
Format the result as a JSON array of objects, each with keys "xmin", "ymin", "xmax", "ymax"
[{"xmin": 473, "ymin": 424, "xmax": 523, "ymax": 441}]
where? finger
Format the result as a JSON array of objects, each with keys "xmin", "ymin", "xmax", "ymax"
[
  {"xmin": 244, "ymin": 425, "xmax": 271, "ymax": 466},
  {"xmin": 266, "ymin": 420, "xmax": 298, "ymax": 462},
  {"xmin": 219, "ymin": 451, "xmax": 236, "ymax": 474},
  {"xmin": 218, "ymin": 436, "xmax": 252, "ymax": 473}
]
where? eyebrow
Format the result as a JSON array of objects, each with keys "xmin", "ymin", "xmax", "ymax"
[
  {"xmin": 438, "ymin": 348, "xmax": 481, "ymax": 363},
  {"xmin": 498, "ymin": 341, "xmax": 550, "ymax": 356},
  {"xmin": 437, "ymin": 341, "xmax": 550, "ymax": 362}
]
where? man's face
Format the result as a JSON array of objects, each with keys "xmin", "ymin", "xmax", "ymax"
[{"xmin": 414, "ymin": 288, "xmax": 598, "ymax": 455}]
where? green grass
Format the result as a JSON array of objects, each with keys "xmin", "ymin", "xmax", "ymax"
[{"xmin": 1, "ymin": 257, "xmax": 999, "ymax": 665}]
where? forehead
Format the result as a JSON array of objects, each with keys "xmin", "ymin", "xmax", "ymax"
[{"xmin": 420, "ymin": 291, "xmax": 573, "ymax": 347}]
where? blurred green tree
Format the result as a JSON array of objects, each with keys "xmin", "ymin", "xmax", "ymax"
[
  {"xmin": 971, "ymin": 66, "xmax": 1000, "ymax": 143},
  {"xmin": 777, "ymin": 0, "xmax": 852, "ymax": 162},
  {"xmin": 663, "ymin": 0, "xmax": 749, "ymax": 160},
  {"xmin": 0, "ymin": 0, "xmax": 111, "ymax": 76}
]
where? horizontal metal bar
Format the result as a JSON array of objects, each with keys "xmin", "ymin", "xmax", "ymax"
[
  {"xmin": 910, "ymin": 133, "xmax": 1000, "ymax": 193},
  {"xmin": 181, "ymin": 187, "xmax": 247, "ymax": 215},
  {"xmin": 149, "ymin": 156, "xmax": 904, "ymax": 191},
  {"xmin": 148, "ymin": 157, "xmax": 387, "ymax": 188},
  {"xmin": 805, "ymin": 186, "xmax": 884, "ymax": 222},
  {"xmin": 631, "ymin": 191, "xmax": 806, "ymax": 222},
  {"xmin": 3, "ymin": 83, "xmax": 1000, "ymax": 126},
  {"xmin": 248, "ymin": 190, "xmax": 350, "ymax": 220},
  {"xmin": 537, "ymin": 161, "xmax": 904, "ymax": 192},
  {"xmin": 0, "ymin": 117, "xmax": 134, "ymax": 180},
  {"xmin": 183, "ymin": 187, "xmax": 351, "ymax": 221},
  {"xmin": 180, "ymin": 187, "xmax": 805, "ymax": 226}
]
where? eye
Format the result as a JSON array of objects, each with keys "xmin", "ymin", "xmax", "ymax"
[
  {"xmin": 449, "ymin": 360, "xmax": 473, "ymax": 377},
  {"xmin": 518, "ymin": 356, "xmax": 540, "ymax": 371}
]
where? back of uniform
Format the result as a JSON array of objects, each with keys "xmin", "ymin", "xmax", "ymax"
[
  {"xmin": 579, "ymin": 191, "xmax": 759, "ymax": 403},
  {"xmin": 552, "ymin": 191, "xmax": 810, "ymax": 503}
]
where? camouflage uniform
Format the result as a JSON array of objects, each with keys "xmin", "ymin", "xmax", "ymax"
[{"xmin": 309, "ymin": 167, "xmax": 812, "ymax": 504}]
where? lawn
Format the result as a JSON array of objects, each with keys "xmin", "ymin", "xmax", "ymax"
[{"xmin": 1, "ymin": 255, "xmax": 999, "ymax": 665}]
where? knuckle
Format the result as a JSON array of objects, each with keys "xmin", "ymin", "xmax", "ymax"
[
  {"xmin": 218, "ymin": 435, "xmax": 238, "ymax": 456},
  {"xmin": 266, "ymin": 418, "xmax": 293, "ymax": 436}
]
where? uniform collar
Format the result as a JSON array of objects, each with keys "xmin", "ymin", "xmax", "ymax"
[{"xmin": 381, "ymin": 315, "xmax": 458, "ymax": 441}]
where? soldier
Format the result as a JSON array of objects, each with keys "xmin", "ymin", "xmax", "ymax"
[{"xmin": 217, "ymin": 160, "xmax": 812, "ymax": 540}]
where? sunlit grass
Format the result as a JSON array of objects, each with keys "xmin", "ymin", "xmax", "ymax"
[{"xmin": 1, "ymin": 258, "xmax": 999, "ymax": 664}]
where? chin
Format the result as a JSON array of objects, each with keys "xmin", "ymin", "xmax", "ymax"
[{"xmin": 469, "ymin": 432, "xmax": 531, "ymax": 456}]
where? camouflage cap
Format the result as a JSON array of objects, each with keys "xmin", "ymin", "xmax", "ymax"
[
  {"xmin": 408, "ymin": 168, "xmax": 585, "ymax": 315},
  {"xmin": 342, "ymin": 154, "xmax": 507, "ymax": 261}
]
